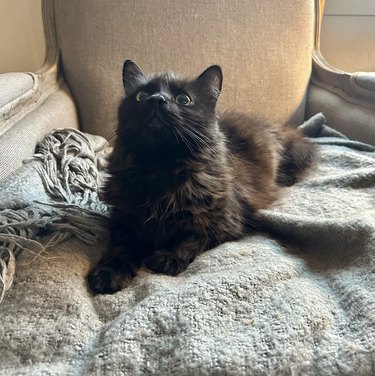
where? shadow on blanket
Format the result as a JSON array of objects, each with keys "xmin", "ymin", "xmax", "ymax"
[{"xmin": 0, "ymin": 113, "xmax": 374, "ymax": 375}]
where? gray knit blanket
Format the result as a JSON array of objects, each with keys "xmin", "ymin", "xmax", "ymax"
[{"xmin": 0, "ymin": 113, "xmax": 374, "ymax": 376}]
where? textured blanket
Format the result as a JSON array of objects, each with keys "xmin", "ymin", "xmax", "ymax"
[{"xmin": 0, "ymin": 114, "xmax": 374, "ymax": 375}]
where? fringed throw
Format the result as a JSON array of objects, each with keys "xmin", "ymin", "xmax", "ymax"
[{"xmin": 0, "ymin": 129, "xmax": 110, "ymax": 302}]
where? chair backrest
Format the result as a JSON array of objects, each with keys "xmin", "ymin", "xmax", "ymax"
[{"xmin": 51, "ymin": 0, "xmax": 317, "ymax": 139}]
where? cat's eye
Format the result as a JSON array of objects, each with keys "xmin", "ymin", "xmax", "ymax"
[
  {"xmin": 175, "ymin": 94, "xmax": 192, "ymax": 106},
  {"xmin": 136, "ymin": 91, "xmax": 149, "ymax": 103}
]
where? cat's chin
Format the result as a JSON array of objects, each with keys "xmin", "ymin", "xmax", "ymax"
[
  {"xmin": 146, "ymin": 116, "xmax": 165, "ymax": 129},
  {"xmin": 135, "ymin": 121, "xmax": 178, "ymax": 150}
]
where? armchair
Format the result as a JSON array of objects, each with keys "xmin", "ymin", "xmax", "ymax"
[{"xmin": 0, "ymin": 1, "xmax": 374, "ymax": 374}]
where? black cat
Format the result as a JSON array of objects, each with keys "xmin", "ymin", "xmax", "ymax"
[{"xmin": 87, "ymin": 60, "xmax": 316, "ymax": 294}]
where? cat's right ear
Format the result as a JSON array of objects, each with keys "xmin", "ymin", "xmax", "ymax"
[
  {"xmin": 122, "ymin": 60, "xmax": 145, "ymax": 95},
  {"xmin": 194, "ymin": 65, "xmax": 223, "ymax": 105}
]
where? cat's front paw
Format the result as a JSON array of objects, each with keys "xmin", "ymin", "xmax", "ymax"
[
  {"xmin": 143, "ymin": 250, "xmax": 190, "ymax": 276},
  {"xmin": 87, "ymin": 261, "xmax": 135, "ymax": 294}
]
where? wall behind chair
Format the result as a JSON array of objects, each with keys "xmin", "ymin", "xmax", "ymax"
[{"xmin": 0, "ymin": 0, "xmax": 45, "ymax": 73}]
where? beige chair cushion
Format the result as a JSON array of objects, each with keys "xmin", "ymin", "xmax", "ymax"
[{"xmin": 54, "ymin": 0, "xmax": 315, "ymax": 140}]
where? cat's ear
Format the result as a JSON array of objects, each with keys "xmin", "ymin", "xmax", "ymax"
[
  {"xmin": 194, "ymin": 65, "xmax": 223, "ymax": 103},
  {"xmin": 122, "ymin": 60, "xmax": 145, "ymax": 95}
]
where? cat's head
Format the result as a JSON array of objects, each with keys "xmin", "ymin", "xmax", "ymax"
[{"xmin": 117, "ymin": 60, "xmax": 223, "ymax": 158}]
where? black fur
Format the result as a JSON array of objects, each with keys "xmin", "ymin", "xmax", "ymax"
[{"xmin": 87, "ymin": 60, "xmax": 316, "ymax": 294}]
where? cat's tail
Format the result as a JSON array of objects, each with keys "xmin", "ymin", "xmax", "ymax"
[{"xmin": 276, "ymin": 128, "xmax": 316, "ymax": 186}]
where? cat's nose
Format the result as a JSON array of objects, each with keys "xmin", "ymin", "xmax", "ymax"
[{"xmin": 147, "ymin": 93, "xmax": 167, "ymax": 107}]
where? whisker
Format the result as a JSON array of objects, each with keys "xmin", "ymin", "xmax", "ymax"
[
  {"xmin": 171, "ymin": 127, "xmax": 181, "ymax": 146},
  {"xmin": 172, "ymin": 116, "xmax": 212, "ymax": 145},
  {"xmin": 174, "ymin": 127, "xmax": 197, "ymax": 158},
  {"xmin": 106, "ymin": 131, "xmax": 118, "ymax": 143}
]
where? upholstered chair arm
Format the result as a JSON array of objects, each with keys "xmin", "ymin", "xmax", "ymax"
[
  {"xmin": 306, "ymin": 0, "xmax": 375, "ymax": 145},
  {"xmin": 306, "ymin": 52, "xmax": 375, "ymax": 145},
  {"xmin": 0, "ymin": 3, "xmax": 79, "ymax": 181}
]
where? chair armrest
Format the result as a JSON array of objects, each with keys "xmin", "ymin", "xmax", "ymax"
[
  {"xmin": 306, "ymin": 51, "xmax": 375, "ymax": 145},
  {"xmin": 306, "ymin": 0, "xmax": 375, "ymax": 145},
  {"xmin": 0, "ymin": 73, "xmax": 36, "ymax": 122},
  {"xmin": 0, "ymin": 0, "xmax": 81, "ymax": 181},
  {"xmin": 0, "ymin": 72, "xmax": 79, "ymax": 180}
]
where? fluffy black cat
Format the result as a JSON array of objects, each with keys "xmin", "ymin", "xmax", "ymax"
[{"xmin": 87, "ymin": 60, "xmax": 316, "ymax": 294}]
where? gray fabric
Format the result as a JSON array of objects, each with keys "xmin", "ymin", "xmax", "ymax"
[
  {"xmin": 354, "ymin": 72, "xmax": 375, "ymax": 92},
  {"xmin": 0, "ymin": 113, "xmax": 374, "ymax": 375},
  {"xmin": 0, "ymin": 73, "xmax": 34, "ymax": 111},
  {"xmin": 301, "ymin": 112, "xmax": 375, "ymax": 151},
  {"xmin": 311, "ymin": 52, "xmax": 375, "ymax": 108},
  {"xmin": 0, "ymin": 129, "xmax": 110, "ymax": 303},
  {"xmin": 307, "ymin": 52, "xmax": 375, "ymax": 146},
  {"xmin": 0, "ymin": 86, "xmax": 80, "ymax": 181}
]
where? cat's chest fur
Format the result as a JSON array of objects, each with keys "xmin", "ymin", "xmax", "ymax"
[
  {"xmin": 103, "ymin": 144, "xmax": 246, "ymax": 248},
  {"xmin": 106, "ymin": 149, "xmax": 229, "ymax": 218}
]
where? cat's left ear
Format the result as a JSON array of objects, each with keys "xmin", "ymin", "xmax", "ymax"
[
  {"xmin": 194, "ymin": 65, "xmax": 223, "ymax": 104},
  {"xmin": 122, "ymin": 60, "xmax": 145, "ymax": 95}
]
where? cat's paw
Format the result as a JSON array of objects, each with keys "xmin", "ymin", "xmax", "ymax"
[
  {"xmin": 87, "ymin": 261, "xmax": 134, "ymax": 294},
  {"xmin": 143, "ymin": 250, "xmax": 189, "ymax": 276}
]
